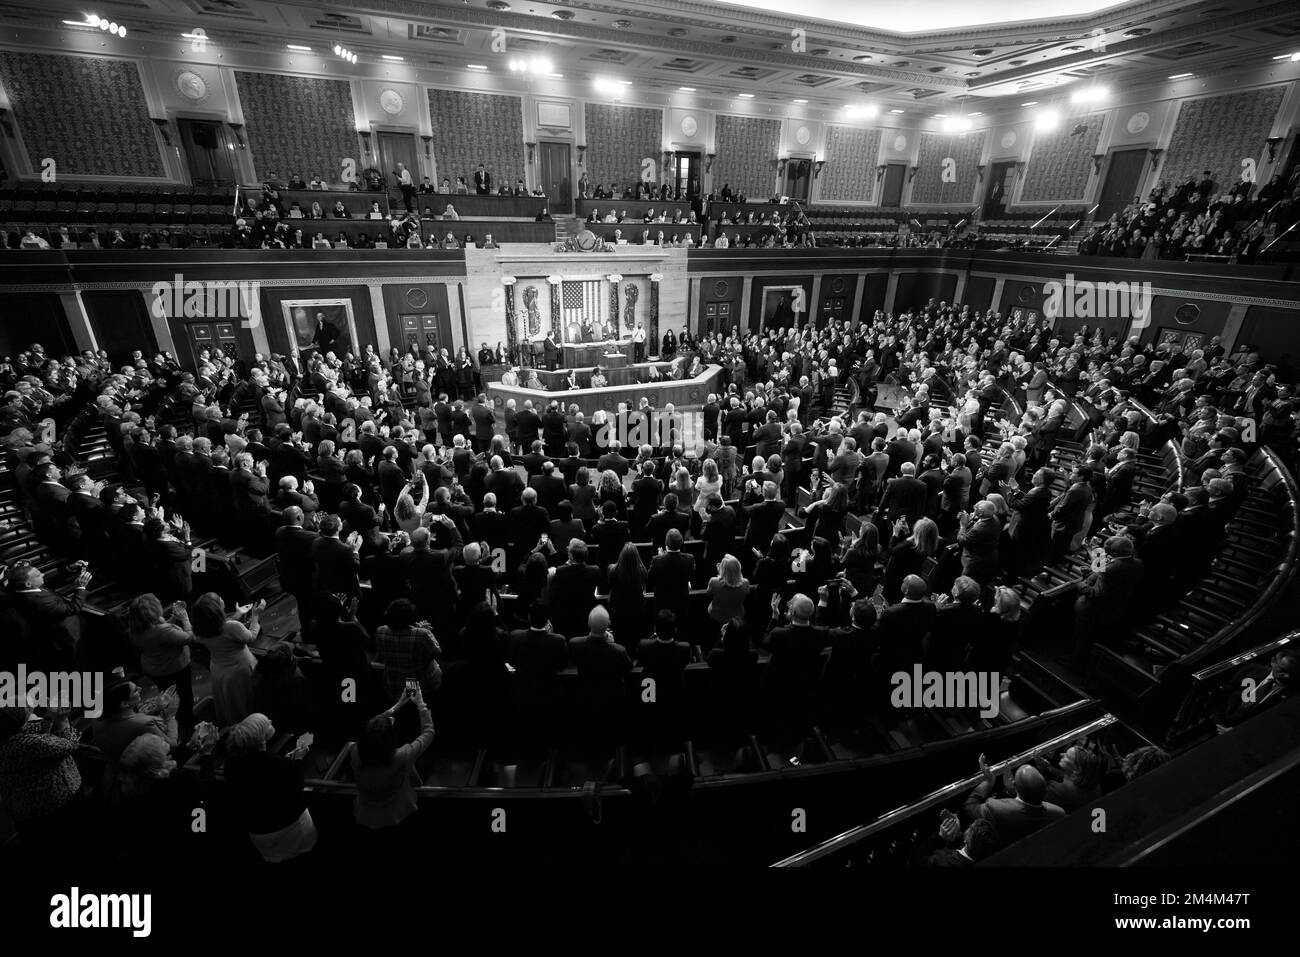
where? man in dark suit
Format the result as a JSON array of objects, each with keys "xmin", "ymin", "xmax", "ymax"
[
  {"xmin": 311, "ymin": 514, "xmax": 361, "ymax": 598},
  {"xmin": 528, "ymin": 461, "xmax": 569, "ymax": 515},
  {"xmin": 884, "ymin": 430, "xmax": 918, "ymax": 479},
  {"xmin": 484, "ymin": 455, "xmax": 524, "ymax": 514},
  {"xmin": 596, "ymin": 439, "xmax": 629, "ymax": 478},
  {"xmin": 1050, "ymin": 467, "xmax": 1094, "ymax": 560},
  {"xmin": 509, "ymin": 487, "xmax": 551, "ymax": 548},
  {"xmin": 629, "ymin": 461, "xmax": 663, "ymax": 537},
  {"xmin": 469, "ymin": 395, "xmax": 496, "ymax": 454},
  {"xmin": 540, "ymin": 402, "xmax": 567, "ymax": 455},
  {"xmin": 273, "ymin": 506, "xmax": 318, "ymax": 629},
  {"xmin": 542, "ymin": 335, "xmax": 559, "ymax": 372},
  {"xmin": 963, "ymin": 762, "xmax": 1065, "ymax": 843},
  {"xmin": 913, "ymin": 818, "xmax": 1002, "ymax": 867},
  {"xmin": 634, "ymin": 610, "xmax": 692, "ymax": 718},
  {"xmin": 474, "ymin": 163, "xmax": 491, "ymax": 195},
  {"xmin": 752, "ymin": 411, "xmax": 783, "ymax": 459},
  {"xmin": 547, "ymin": 539, "xmax": 602, "ymax": 637},
  {"xmin": 567, "ymin": 416, "xmax": 593, "ymax": 459},
  {"xmin": 508, "ymin": 602, "xmax": 569, "ymax": 731},
  {"xmin": 701, "ymin": 493, "xmax": 738, "ymax": 571},
  {"xmin": 1217, "ymin": 646, "xmax": 1300, "ymax": 729},
  {"xmin": 879, "ymin": 462, "xmax": 927, "ymax": 525},
  {"xmin": 5, "ymin": 563, "xmax": 91, "ymax": 671},
  {"xmin": 514, "ymin": 401, "xmax": 541, "ymax": 451},
  {"xmin": 743, "ymin": 481, "xmax": 787, "ymax": 554},
  {"xmin": 925, "ymin": 576, "xmax": 983, "ymax": 672},
  {"xmin": 957, "ymin": 501, "xmax": 1001, "ymax": 586},
  {"xmin": 648, "ymin": 528, "xmax": 695, "ymax": 617},
  {"xmin": 1133, "ymin": 502, "xmax": 1181, "ymax": 617},
  {"xmin": 567, "ymin": 606, "xmax": 632, "ymax": 732},
  {"xmin": 591, "ymin": 501, "xmax": 629, "ymax": 565},
  {"xmin": 645, "ymin": 494, "xmax": 691, "ymax": 549},
  {"xmin": 471, "ymin": 493, "xmax": 511, "ymax": 552},
  {"xmin": 874, "ymin": 575, "xmax": 936, "ymax": 678},
  {"xmin": 1069, "ymin": 536, "xmax": 1144, "ymax": 666},
  {"xmin": 556, "ymin": 442, "xmax": 584, "ymax": 486},
  {"xmin": 762, "ymin": 593, "xmax": 830, "ymax": 706},
  {"xmin": 400, "ymin": 525, "xmax": 460, "ymax": 624}
]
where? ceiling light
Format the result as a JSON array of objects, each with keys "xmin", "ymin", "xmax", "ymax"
[
  {"xmin": 287, "ymin": 44, "xmax": 311, "ymax": 52},
  {"xmin": 382, "ymin": 55, "xmax": 404, "ymax": 62},
  {"xmin": 1168, "ymin": 72, "xmax": 1192, "ymax": 79},
  {"xmin": 968, "ymin": 111, "xmax": 982, "ymax": 116},
  {"xmin": 1021, "ymin": 101, "xmax": 1038, "ymax": 106},
  {"xmin": 334, "ymin": 45, "xmax": 342, "ymax": 56},
  {"xmin": 678, "ymin": 86, "xmax": 696, "ymax": 92},
  {"xmin": 467, "ymin": 64, "xmax": 488, "ymax": 70},
  {"xmin": 1035, "ymin": 109, "xmax": 1061, "ymax": 131},
  {"xmin": 549, "ymin": 73, "xmax": 564, "ymax": 79},
  {"xmin": 934, "ymin": 113, "xmax": 948, "ymax": 118},
  {"xmin": 738, "ymin": 93, "xmax": 755, "ymax": 98},
  {"xmin": 792, "ymin": 98, "xmax": 808, "ymax": 104},
  {"xmin": 1292, "ymin": 51, "xmax": 1300, "ymax": 62},
  {"xmin": 889, "ymin": 108, "xmax": 905, "ymax": 114},
  {"xmin": 1071, "ymin": 85, "xmax": 1109, "ymax": 103}
]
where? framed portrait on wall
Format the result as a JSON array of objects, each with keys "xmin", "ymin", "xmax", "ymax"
[
  {"xmin": 281, "ymin": 298, "xmax": 359, "ymax": 364},
  {"xmin": 761, "ymin": 285, "xmax": 803, "ymax": 329}
]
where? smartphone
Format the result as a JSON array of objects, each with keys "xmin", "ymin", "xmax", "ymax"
[{"xmin": 404, "ymin": 679, "xmax": 420, "ymax": 696}]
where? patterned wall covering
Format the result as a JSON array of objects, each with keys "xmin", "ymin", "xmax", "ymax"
[
  {"xmin": 713, "ymin": 114, "xmax": 780, "ymax": 200},
  {"xmin": 236, "ymin": 72, "xmax": 358, "ymax": 185},
  {"xmin": 428, "ymin": 89, "xmax": 524, "ymax": 190},
  {"xmin": 584, "ymin": 104, "xmax": 663, "ymax": 191},
  {"xmin": 1019, "ymin": 110, "xmax": 1105, "ymax": 203},
  {"xmin": 0, "ymin": 52, "xmax": 162, "ymax": 178},
  {"xmin": 821, "ymin": 125, "xmax": 881, "ymax": 203},
  {"xmin": 1161, "ymin": 88, "xmax": 1286, "ymax": 192},
  {"xmin": 910, "ymin": 131, "xmax": 985, "ymax": 206}
]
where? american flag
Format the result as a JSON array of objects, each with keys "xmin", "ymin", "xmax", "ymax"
[{"xmin": 562, "ymin": 280, "xmax": 602, "ymax": 336}]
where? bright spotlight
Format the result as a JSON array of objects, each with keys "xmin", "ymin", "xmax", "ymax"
[{"xmin": 1035, "ymin": 109, "xmax": 1061, "ymax": 131}]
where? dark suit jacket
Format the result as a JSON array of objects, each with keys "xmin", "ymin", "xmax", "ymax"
[
  {"xmin": 547, "ymin": 563, "xmax": 602, "ymax": 635},
  {"xmin": 881, "ymin": 475, "xmax": 927, "ymax": 523},
  {"xmin": 509, "ymin": 503, "xmax": 551, "ymax": 547},
  {"xmin": 528, "ymin": 473, "xmax": 568, "ymax": 514},
  {"xmin": 471, "ymin": 509, "xmax": 511, "ymax": 551},
  {"xmin": 874, "ymin": 601, "xmax": 936, "ymax": 673},
  {"xmin": 311, "ymin": 536, "xmax": 360, "ymax": 595},
  {"xmin": 273, "ymin": 525, "xmax": 318, "ymax": 595},
  {"xmin": 963, "ymin": 783, "xmax": 1065, "ymax": 843},
  {"xmin": 567, "ymin": 634, "xmax": 632, "ymax": 706},
  {"xmin": 648, "ymin": 550, "xmax": 695, "ymax": 614},
  {"xmin": 645, "ymin": 509, "xmax": 690, "ymax": 549},
  {"xmin": 484, "ymin": 468, "xmax": 524, "ymax": 514}
]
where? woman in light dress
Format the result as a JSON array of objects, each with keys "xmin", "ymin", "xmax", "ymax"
[{"xmin": 192, "ymin": 591, "xmax": 261, "ymax": 727}]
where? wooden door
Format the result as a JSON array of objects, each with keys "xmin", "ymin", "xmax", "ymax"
[
  {"xmin": 881, "ymin": 163, "xmax": 906, "ymax": 208},
  {"xmin": 1096, "ymin": 149, "xmax": 1150, "ymax": 221},
  {"xmin": 177, "ymin": 119, "xmax": 237, "ymax": 187},
  {"xmin": 539, "ymin": 142, "xmax": 572, "ymax": 214}
]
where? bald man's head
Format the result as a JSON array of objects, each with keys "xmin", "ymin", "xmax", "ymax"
[{"xmin": 1013, "ymin": 765, "xmax": 1048, "ymax": 805}]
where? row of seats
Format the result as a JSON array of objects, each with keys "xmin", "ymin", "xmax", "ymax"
[{"xmin": 0, "ymin": 186, "xmax": 234, "ymax": 226}]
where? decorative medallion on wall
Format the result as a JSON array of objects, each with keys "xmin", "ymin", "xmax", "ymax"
[
  {"xmin": 175, "ymin": 71, "xmax": 209, "ymax": 103},
  {"xmin": 379, "ymin": 89, "xmax": 405, "ymax": 116},
  {"xmin": 1018, "ymin": 284, "xmax": 1036, "ymax": 303},
  {"xmin": 795, "ymin": 125, "xmax": 811, "ymax": 146},
  {"xmin": 1001, "ymin": 130, "xmax": 1017, "ymax": 150},
  {"xmin": 680, "ymin": 114, "xmax": 699, "ymax": 138},
  {"xmin": 713, "ymin": 280, "xmax": 729, "ymax": 298},
  {"xmin": 404, "ymin": 287, "xmax": 428, "ymax": 309},
  {"xmin": 1126, "ymin": 111, "xmax": 1150, "ymax": 135},
  {"xmin": 893, "ymin": 134, "xmax": 907, "ymax": 152},
  {"xmin": 1174, "ymin": 302, "xmax": 1201, "ymax": 325},
  {"xmin": 830, "ymin": 277, "xmax": 846, "ymax": 294}
]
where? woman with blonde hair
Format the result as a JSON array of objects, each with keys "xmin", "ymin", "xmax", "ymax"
[
  {"xmin": 597, "ymin": 468, "xmax": 628, "ymax": 519},
  {"xmin": 694, "ymin": 457, "xmax": 722, "ymax": 517},
  {"xmin": 671, "ymin": 466, "xmax": 697, "ymax": 515},
  {"xmin": 883, "ymin": 517, "xmax": 938, "ymax": 604},
  {"xmin": 706, "ymin": 554, "xmax": 751, "ymax": 627}
]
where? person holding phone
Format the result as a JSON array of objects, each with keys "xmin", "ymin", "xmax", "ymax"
[{"xmin": 351, "ymin": 683, "xmax": 434, "ymax": 831}]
